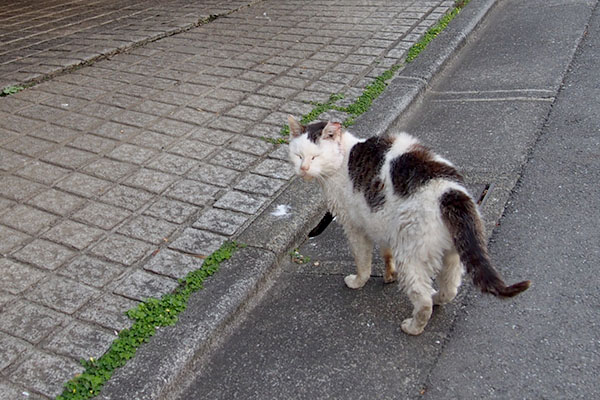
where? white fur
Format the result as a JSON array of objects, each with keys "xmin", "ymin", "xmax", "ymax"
[{"xmin": 289, "ymin": 127, "xmax": 469, "ymax": 335}]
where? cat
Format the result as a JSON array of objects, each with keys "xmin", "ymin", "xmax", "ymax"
[{"xmin": 287, "ymin": 115, "xmax": 530, "ymax": 335}]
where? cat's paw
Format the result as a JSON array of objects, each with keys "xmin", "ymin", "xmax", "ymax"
[
  {"xmin": 401, "ymin": 318, "xmax": 425, "ymax": 336},
  {"xmin": 344, "ymin": 274, "xmax": 368, "ymax": 289}
]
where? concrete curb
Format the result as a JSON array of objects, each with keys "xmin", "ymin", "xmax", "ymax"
[{"xmin": 98, "ymin": 1, "xmax": 501, "ymax": 398}]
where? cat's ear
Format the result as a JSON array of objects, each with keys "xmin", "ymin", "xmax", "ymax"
[
  {"xmin": 323, "ymin": 121, "xmax": 342, "ymax": 141},
  {"xmin": 288, "ymin": 115, "xmax": 304, "ymax": 138}
]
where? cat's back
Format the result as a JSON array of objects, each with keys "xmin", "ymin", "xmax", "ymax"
[{"xmin": 346, "ymin": 132, "xmax": 464, "ymax": 211}]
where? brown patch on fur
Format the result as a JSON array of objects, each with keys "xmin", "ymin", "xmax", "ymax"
[
  {"xmin": 440, "ymin": 190, "xmax": 530, "ymax": 297},
  {"xmin": 383, "ymin": 247, "xmax": 397, "ymax": 283},
  {"xmin": 348, "ymin": 135, "xmax": 394, "ymax": 211},
  {"xmin": 391, "ymin": 144, "xmax": 463, "ymax": 197}
]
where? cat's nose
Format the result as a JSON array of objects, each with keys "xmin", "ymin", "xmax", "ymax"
[{"xmin": 300, "ymin": 163, "xmax": 310, "ymax": 172}]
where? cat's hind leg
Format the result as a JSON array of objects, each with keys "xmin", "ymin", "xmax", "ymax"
[
  {"xmin": 400, "ymin": 261, "xmax": 434, "ymax": 335},
  {"xmin": 433, "ymin": 251, "xmax": 464, "ymax": 306},
  {"xmin": 382, "ymin": 247, "xmax": 397, "ymax": 284},
  {"xmin": 344, "ymin": 228, "xmax": 373, "ymax": 289}
]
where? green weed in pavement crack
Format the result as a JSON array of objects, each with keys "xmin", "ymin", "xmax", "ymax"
[
  {"xmin": 56, "ymin": 241, "xmax": 241, "ymax": 400},
  {"xmin": 0, "ymin": 85, "xmax": 24, "ymax": 96},
  {"xmin": 406, "ymin": 0, "xmax": 470, "ymax": 62}
]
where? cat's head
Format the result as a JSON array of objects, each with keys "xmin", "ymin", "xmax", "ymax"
[{"xmin": 287, "ymin": 115, "xmax": 345, "ymax": 181}]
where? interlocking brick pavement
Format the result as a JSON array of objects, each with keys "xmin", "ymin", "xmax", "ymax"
[
  {"xmin": 0, "ymin": 0, "xmax": 455, "ymax": 397},
  {"xmin": 0, "ymin": 0, "xmax": 255, "ymax": 91}
]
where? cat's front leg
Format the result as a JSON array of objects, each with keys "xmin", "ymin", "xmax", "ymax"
[{"xmin": 344, "ymin": 228, "xmax": 373, "ymax": 289}]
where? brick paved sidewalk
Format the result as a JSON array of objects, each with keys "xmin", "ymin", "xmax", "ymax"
[
  {"xmin": 0, "ymin": 0, "xmax": 454, "ymax": 398},
  {"xmin": 0, "ymin": 0, "xmax": 253, "ymax": 91}
]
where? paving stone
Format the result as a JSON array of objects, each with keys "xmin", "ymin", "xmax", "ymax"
[
  {"xmin": 242, "ymin": 94, "xmax": 283, "ymax": 110},
  {"xmin": 192, "ymin": 208, "xmax": 249, "ymax": 236},
  {"xmin": 60, "ymin": 254, "xmax": 124, "ymax": 290},
  {"xmin": 269, "ymin": 143, "xmax": 292, "ymax": 160},
  {"xmin": 124, "ymin": 168, "xmax": 178, "ymax": 194},
  {"xmin": 13, "ymin": 239, "xmax": 76, "ymax": 271},
  {"xmin": 0, "ymin": 259, "xmax": 46, "ymax": 295},
  {"xmin": 235, "ymin": 173, "xmax": 287, "ymax": 196},
  {"xmin": 26, "ymin": 275, "xmax": 98, "ymax": 314},
  {"xmin": 0, "ymin": 300, "xmax": 66, "ymax": 344},
  {"xmin": 228, "ymin": 135, "xmax": 274, "ymax": 156},
  {"xmin": 165, "ymin": 179, "xmax": 220, "ymax": 206},
  {"xmin": 151, "ymin": 118, "xmax": 196, "ymax": 137},
  {"xmin": 0, "ymin": 381, "xmax": 24, "ymax": 400},
  {"xmin": 143, "ymin": 248, "xmax": 205, "ymax": 280},
  {"xmin": 0, "ymin": 225, "xmax": 30, "ymax": 255},
  {"xmin": 0, "ymin": 205, "xmax": 58, "ymax": 235},
  {"xmin": 143, "ymin": 197, "xmax": 200, "ymax": 225},
  {"xmin": 213, "ymin": 190, "xmax": 269, "ymax": 214},
  {"xmin": 90, "ymin": 234, "xmax": 153, "ymax": 266},
  {"xmin": 117, "ymin": 215, "xmax": 178, "ymax": 245},
  {"xmin": 108, "ymin": 143, "xmax": 158, "ymax": 165},
  {"xmin": 190, "ymin": 97, "xmax": 234, "ymax": 114},
  {"xmin": 226, "ymin": 104, "xmax": 270, "ymax": 122},
  {"xmin": 55, "ymin": 172, "xmax": 113, "ymax": 198},
  {"xmin": 82, "ymin": 157, "xmax": 138, "ymax": 181},
  {"xmin": 67, "ymin": 133, "xmax": 118, "ymax": 154},
  {"xmin": 186, "ymin": 163, "xmax": 240, "ymax": 187},
  {"xmin": 53, "ymin": 112, "xmax": 102, "ymax": 132},
  {"xmin": 128, "ymin": 130, "xmax": 177, "ymax": 150},
  {"xmin": 168, "ymin": 227, "xmax": 227, "ymax": 256},
  {"xmin": 15, "ymin": 160, "xmax": 70, "ymax": 185},
  {"xmin": 111, "ymin": 110, "xmax": 158, "ymax": 128},
  {"xmin": 42, "ymin": 220, "xmax": 105, "ymax": 250},
  {"xmin": 131, "ymin": 100, "xmax": 178, "ymax": 117},
  {"xmin": 78, "ymin": 294, "xmax": 137, "ymax": 332},
  {"xmin": 208, "ymin": 115, "xmax": 251, "ymax": 134},
  {"xmin": 92, "ymin": 121, "xmax": 140, "ymax": 141},
  {"xmin": 0, "ymin": 292, "xmax": 15, "ymax": 310},
  {"xmin": 188, "ymin": 127, "xmax": 234, "ymax": 146},
  {"xmin": 113, "ymin": 270, "xmax": 179, "ymax": 302},
  {"xmin": 72, "ymin": 201, "xmax": 131, "ymax": 230},
  {"xmin": 2, "ymin": 135, "xmax": 55, "ymax": 158},
  {"xmin": 253, "ymin": 158, "xmax": 295, "ymax": 179},
  {"xmin": 211, "ymin": 149, "xmax": 258, "ymax": 171},
  {"xmin": 27, "ymin": 188, "xmax": 86, "ymax": 216},
  {"xmin": 44, "ymin": 320, "xmax": 115, "ymax": 361},
  {"xmin": 170, "ymin": 107, "xmax": 212, "ymax": 126},
  {"xmin": 79, "ymin": 102, "xmax": 124, "ymax": 120},
  {"xmin": 8, "ymin": 349, "xmax": 84, "ymax": 398},
  {"xmin": 244, "ymin": 123, "xmax": 282, "ymax": 140},
  {"xmin": 100, "ymin": 185, "xmax": 154, "ymax": 211},
  {"xmin": 0, "ymin": 332, "xmax": 29, "ymax": 371},
  {"xmin": 146, "ymin": 153, "xmax": 198, "ymax": 176},
  {"xmin": 28, "ymin": 123, "xmax": 78, "ymax": 144},
  {"xmin": 0, "ymin": 176, "xmax": 45, "ymax": 202},
  {"xmin": 167, "ymin": 138, "xmax": 216, "ymax": 161}
]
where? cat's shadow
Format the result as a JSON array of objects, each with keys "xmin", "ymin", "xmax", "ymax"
[{"xmin": 289, "ymin": 217, "xmax": 386, "ymax": 275}]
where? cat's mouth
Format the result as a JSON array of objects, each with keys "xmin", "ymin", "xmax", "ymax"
[{"xmin": 301, "ymin": 173, "xmax": 314, "ymax": 182}]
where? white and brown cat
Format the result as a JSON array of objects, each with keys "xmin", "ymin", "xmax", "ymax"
[{"xmin": 287, "ymin": 116, "xmax": 530, "ymax": 335}]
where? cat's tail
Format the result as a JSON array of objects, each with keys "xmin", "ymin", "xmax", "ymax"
[{"xmin": 440, "ymin": 189, "xmax": 531, "ymax": 298}]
